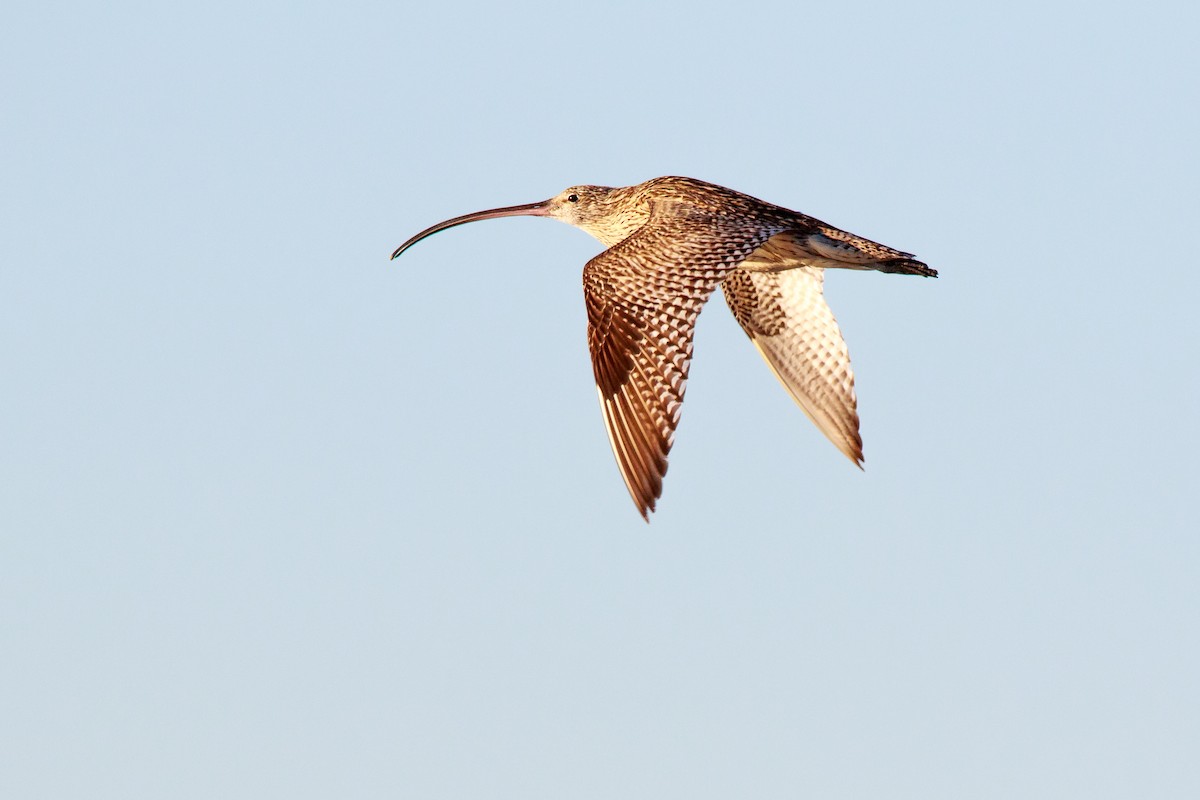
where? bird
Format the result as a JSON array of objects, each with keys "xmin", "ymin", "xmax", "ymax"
[{"xmin": 391, "ymin": 176, "xmax": 936, "ymax": 520}]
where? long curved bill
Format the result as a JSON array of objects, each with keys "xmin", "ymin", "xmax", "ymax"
[{"xmin": 390, "ymin": 200, "xmax": 552, "ymax": 260}]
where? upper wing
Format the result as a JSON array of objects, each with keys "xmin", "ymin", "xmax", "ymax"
[
  {"xmin": 583, "ymin": 208, "xmax": 770, "ymax": 519},
  {"xmin": 722, "ymin": 236, "xmax": 863, "ymax": 465}
]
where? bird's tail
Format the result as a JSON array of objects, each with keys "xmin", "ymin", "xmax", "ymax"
[
  {"xmin": 780, "ymin": 228, "xmax": 938, "ymax": 278},
  {"xmin": 875, "ymin": 257, "xmax": 938, "ymax": 278}
]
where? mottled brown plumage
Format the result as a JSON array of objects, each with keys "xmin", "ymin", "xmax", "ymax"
[{"xmin": 391, "ymin": 176, "xmax": 936, "ymax": 519}]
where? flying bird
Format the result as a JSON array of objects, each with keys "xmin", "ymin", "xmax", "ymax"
[{"xmin": 392, "ymin": 176, "xmax": 936, "ymax": 519}]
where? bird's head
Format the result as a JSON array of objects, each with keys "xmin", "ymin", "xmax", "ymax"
[{"xmin": 541, "ymin": 184, "xmax": 613, "ymax": 225}]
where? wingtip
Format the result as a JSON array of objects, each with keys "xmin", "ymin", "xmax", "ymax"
[
  {"xmin": 843, "ymin": 442, "xmax": 865, "ymax": 470},
  {"xmin": 637, "ymin": 497, "xmax": 655, "ymax": 522}
]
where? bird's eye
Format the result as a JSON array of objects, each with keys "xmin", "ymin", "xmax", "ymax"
[{"xmin": 567, "ymin": 193, "xmax": 579, "ymax": 203}]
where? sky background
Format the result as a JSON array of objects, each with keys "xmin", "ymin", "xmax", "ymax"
[{"xmin": 2, "ymin": 0, "xmax": 1198, "ymax": 797}]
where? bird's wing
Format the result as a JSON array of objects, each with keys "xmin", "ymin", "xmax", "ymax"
[
  {"xmin": 583, "ymin": 207, "xmax": 770, "ymax": 519},
  {"xmin": 722, "ymin": 237, "xmax": 862, "ymax": 465}
]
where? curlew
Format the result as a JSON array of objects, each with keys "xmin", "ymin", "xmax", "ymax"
[{"xmin": 392, "ymin": 176, "xmax": 936, "ymax": 519}]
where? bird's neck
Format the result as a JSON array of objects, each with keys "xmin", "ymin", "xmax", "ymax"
[{"xmin": 577, "ymin": 186, "xmax": 651, "ymax": 248}]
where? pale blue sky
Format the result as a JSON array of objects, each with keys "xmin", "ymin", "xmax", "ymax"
[{"xmin": 2, "ymin": 1, "xmax": 1198, "ymax": 797}]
